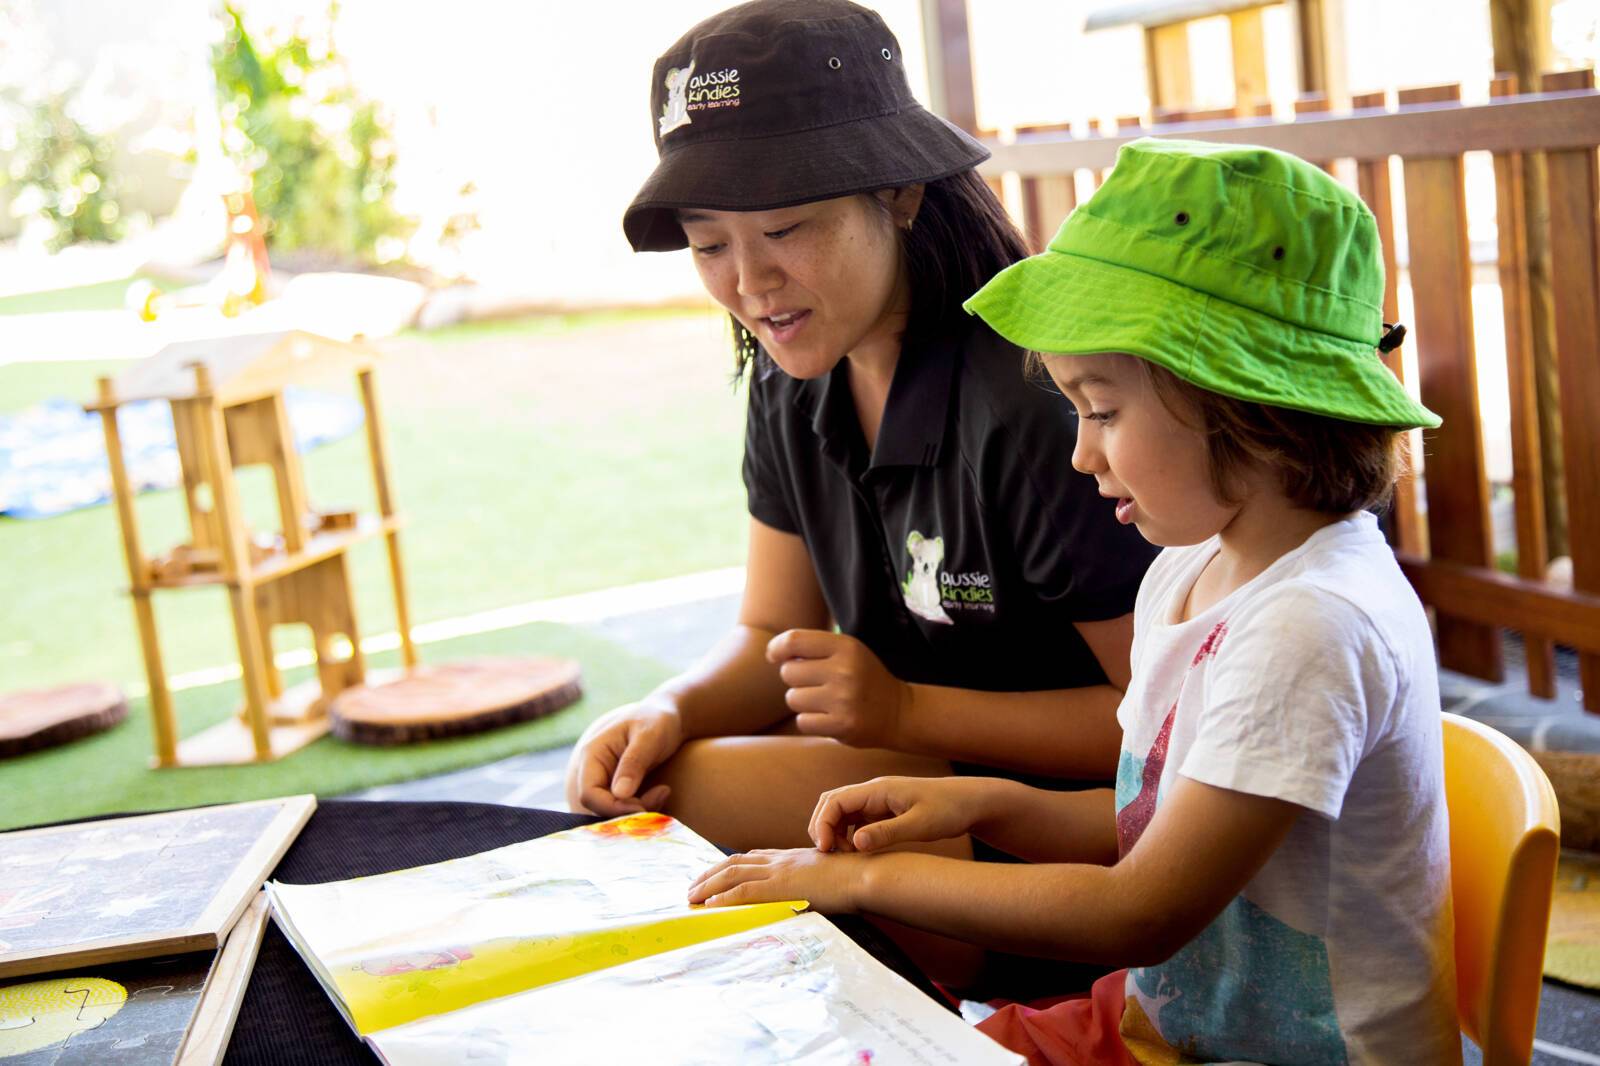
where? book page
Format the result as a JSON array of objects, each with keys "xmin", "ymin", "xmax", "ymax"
[
  {"xmin": 267, "ymin": 813, "xmax": 803, "ymax": 1034},
  {"xmin": 369, "ymin": 912, "xmax": 1024, "ymax": 1066}
]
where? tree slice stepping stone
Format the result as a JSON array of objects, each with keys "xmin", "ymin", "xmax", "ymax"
[
  {"xmin": 329, "ymin": 657, "xmax": 583, "ymax": 745},
  {"xmin": 0, "ymin": 682, "xmax": 127, "ymax": 757}
]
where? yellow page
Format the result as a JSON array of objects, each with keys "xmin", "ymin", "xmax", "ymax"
[{"xmin": 267, "ymin": 813, "xmax": 805, "ymax": 1034}]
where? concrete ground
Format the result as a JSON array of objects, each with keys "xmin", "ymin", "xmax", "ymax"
[{"xmin": 349, "ymin": 585, "xmax": 1600, "ymax": 1063}]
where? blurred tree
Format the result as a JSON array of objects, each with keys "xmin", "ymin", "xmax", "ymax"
[
  {"xmin": 4, "ymin": 91, "xmax": 127, "ymax": 251},
  {"xmin": 211, "ymin": 2, "xmax": 413, "ymax": 267}
]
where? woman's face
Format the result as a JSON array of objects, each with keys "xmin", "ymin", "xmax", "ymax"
[{"xmin": 677, "ymin": 193, "xmax": 911, "ymax": 379}]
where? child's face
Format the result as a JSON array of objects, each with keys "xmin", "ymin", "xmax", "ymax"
[{"xmin": 1048, "ymin": 353, "xmax": 1237, "ymax": 547}]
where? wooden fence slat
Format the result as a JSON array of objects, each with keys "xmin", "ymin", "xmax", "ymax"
[
  {"xmin": 1542, "ymin": 68, "xmax": 1600, "ymax": 711},
  {"xmin": 1016, "ymin": 123, "xmax": 1076, "ymax": 254},
  {"xmin": 975, "ymin": 127, "xmax": 1013, "ymax": 227},
  {"xmin": 1399, "ymin": 82, "xmax": 1504, "ymax": 682},
  {"xmin": 1145, "ymin": 21, "xmax": 1191, "ymax": 112},
  {"xmin": 1087, "ymin": 119, "xmax": 1107, "ymax": 189},
  {"xmin": 1352, "ymin": 89, "xmax": 1426, "ymax": 559},
  {"xmin": 1491, "ymin": 73, "xmax": 1558, "ymax": 698},
  {"xmin": 1229, "ymin": 8, "xmax": 1269, "ymax": 118}
]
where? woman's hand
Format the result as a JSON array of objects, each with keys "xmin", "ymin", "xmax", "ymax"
[
  {"xmin": 766, "ymin": 629, "xmax": 912, "ymax": 748},
  {"xmin": 688, "ymin": 848, "xmax": 869, "ymax": 914},
  {"xmin": 810, "ymin": 775, "xmax": 997, "ymax": 853},
  {"xmin": 564, "ymin": 701, "xmax": 683, "ymax": 816}
]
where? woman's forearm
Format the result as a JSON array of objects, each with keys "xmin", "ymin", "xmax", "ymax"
[
  {"xmin": 898, "ymin": 682, "xmax": 1124, "ymax": 779},
  {"xmin": 651, "ymin": 624, "xmax": 794, "ymax": 739}
]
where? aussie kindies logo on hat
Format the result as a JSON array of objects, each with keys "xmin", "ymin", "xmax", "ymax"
[{"xmin": 659, "ymin": 60, "xmax": 741, "ymax": 137}]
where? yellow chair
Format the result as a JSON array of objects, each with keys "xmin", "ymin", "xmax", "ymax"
[{"xmin": 1441, "ymin": 712, "xmax": 1561, "ymax": 1065}]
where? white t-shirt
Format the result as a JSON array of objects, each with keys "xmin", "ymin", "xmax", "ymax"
[{"xmin": 1114, "ymin": 512, "xmax": 1459, "ymax": 1066}]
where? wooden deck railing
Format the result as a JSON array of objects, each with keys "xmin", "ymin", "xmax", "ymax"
[{"xmin": 977, "ymin": 76, "xmax": 1600, "ymax": 711}]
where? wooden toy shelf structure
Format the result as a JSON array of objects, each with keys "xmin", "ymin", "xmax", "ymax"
[{"xmin": 89, "ymin": 331, "xmax": 418, "ymax": 767}]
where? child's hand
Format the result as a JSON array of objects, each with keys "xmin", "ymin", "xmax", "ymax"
[
  {"xmin": 810, "ymin": 776, "xmax": 988, "ymax": 853},
  {"xmin": 688, "ymin": 848, "xmax": 867, "ymax": 913},
  {"xmin": 766, "ymin": 629, "xmax": 911, "ymax": 748}
]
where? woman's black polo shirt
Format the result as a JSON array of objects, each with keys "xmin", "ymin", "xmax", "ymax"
[{"xmin": 742, "ymin": 320, "xmax": 1158, "ymax": 696}]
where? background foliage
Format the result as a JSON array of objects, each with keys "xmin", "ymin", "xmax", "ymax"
[{"xmin": 212, "ymin": 3, "xmax": 412, "ymax": 266}]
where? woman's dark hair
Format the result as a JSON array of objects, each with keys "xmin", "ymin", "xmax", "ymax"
[{"xmin": 731, "ymin": 169, "xmax": 1030, "ymax": 376}]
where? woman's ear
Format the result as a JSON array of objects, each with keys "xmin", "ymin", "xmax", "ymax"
[{"xmin": 874, "ymin": 184, "xmax": 926, "ymax": 230}]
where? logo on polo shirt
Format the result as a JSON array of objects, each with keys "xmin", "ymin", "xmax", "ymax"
[
  {"xmin": 659, "ymin": 62, "xmax": 742, "ymax": 137},
  {"xmin": 903, "ymin": 531, "xmax": 997, "ymax": 624},
  {"xmin": 903, "ymin": 531, "xmax": 953, "ymax": 624}
]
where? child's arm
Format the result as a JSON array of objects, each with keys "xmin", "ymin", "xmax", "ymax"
[
  {"xmin": 690, "ymin": 776, "xmax": 1299, "ymax": 967},
  {"xmin": 810, "ymin": 776, "xmax": 1118, "ymax": 866}
]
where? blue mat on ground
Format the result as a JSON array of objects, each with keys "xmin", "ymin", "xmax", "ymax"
[{"xmin": 0, "ymin": 388, "xmax": 364, "ymax": 519}]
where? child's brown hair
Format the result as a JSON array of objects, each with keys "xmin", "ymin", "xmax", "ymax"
[{"xmin": 1136, "ymin": 359, "xmax": 1404, "ymax": 514}]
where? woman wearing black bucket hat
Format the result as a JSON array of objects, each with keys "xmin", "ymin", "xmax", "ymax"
[{"xmin": 568, "ymin": 0, "xmax": 1155, "ymax": 884}]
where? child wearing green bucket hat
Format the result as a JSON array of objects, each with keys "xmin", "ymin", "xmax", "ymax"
[{"xmin": 690, "ymin": 139, "xmax": 1460, "ymax": 1064}]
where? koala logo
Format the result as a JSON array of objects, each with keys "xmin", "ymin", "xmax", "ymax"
[
  {"xmin": 658, "ymin": 60, "xmax": 695, "ymax": 137},
  {"xmin": 902, "ymin": 531, "xmax": 953, "ymax": 625}
]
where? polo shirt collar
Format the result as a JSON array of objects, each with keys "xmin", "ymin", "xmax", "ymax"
[{"xmin": 791, "ymin": 325, "xmax": 963, "ymax": 473}]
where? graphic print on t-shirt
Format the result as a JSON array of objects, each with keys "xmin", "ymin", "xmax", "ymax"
[
  {"xmin": 1114, "ymin": 621, "xmax": 1228, "ymax": 857},
  {"xmin": 1114, "ymin": 618, "xmax": 1349, "ymax": 1064},
  {"xmin": 1126, "ymin": 895, "xmax": 1347, "ymax": 1065}
]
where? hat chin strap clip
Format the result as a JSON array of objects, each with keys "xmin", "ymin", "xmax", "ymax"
[{"xmin": 1377, "ymin": 322, "xmax": 1407, "ymax": 353}]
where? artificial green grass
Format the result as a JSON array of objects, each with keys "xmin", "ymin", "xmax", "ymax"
[
  {"xmin": 0, "ymin": 274, "xmax": 171, "ymax": 316},
  {"xmin": 0, "ymin": 620, "xmax": 670, "ymax": 831},
  {"xmin": 0, "ymin": 310, "xmax": 748, "ymax": 693}
]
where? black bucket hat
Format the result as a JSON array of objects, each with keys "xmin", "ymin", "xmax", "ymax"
[{"xmin": 623, "ymin": 0, "xmax": 990, "ymax": 252}]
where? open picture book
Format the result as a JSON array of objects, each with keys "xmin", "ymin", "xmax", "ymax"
[{"xmin": 267, "ymin": 812, "xmax": 1022, "ymax": 1065}]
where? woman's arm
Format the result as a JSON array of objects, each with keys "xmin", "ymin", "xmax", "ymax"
[
  {"xmin": 774, "ymin": 613, "xmax": 1133, "ymax": 779},
  {"xmin": 566, "ymin": 518, "xmax": 830, "ymax": 814}
]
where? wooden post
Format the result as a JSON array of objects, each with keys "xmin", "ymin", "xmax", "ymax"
[
  {"xmin": 1541, "ymin": 68, "xmax": 1600, "ymax": 711},
  {"xmin": 190, "ymin": 363, "xmax": 274, "ymax": 758},
  {"xmin": 920, "ymin": 0, "xmax": 979, "ymax": 132},
  {"xmin": 1492, "ymin": 0, "xmax": 1564, "ymax": 559},
  {"xmin": 1229, "ymin": 8, "xmax": 1270, "ymax": 118},
  {"xmin": 1490, "ymin": 73, "xmax": 1556, "ymax": 699},
  {"xmin": 1398, "ymin": 83, "xmax": 1503, "ymax": 683},
  {"xmin": 1351, "ymin": 89, "xmax": 1425, "ymax": 560},
  {"xmin": 359, "ymin": 368, "xmax": 417, "ymax": 670},
  {"xmin": 1294, "ymin": 0, "xmax": 1348, "ymax": 110},
  {"xmin": 96, "ymin": 378, "xmax": 178, "ymax": 768},
  {"xmin": 1144, "ymin": 22, "xmax": 1192, "ymax": 112}
]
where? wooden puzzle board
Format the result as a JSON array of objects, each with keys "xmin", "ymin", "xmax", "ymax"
[
  {"xmin": 0, "ymin": 891, "xmax": 272, "ymax": 1065},
  {"xmin": 0, "ymin": 797, "xmax": 313, "ymax": 979}
]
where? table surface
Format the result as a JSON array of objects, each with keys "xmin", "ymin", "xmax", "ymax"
[{"xmin": 224, "ymin": 800, "xmax": 949, "ymax": 1065}]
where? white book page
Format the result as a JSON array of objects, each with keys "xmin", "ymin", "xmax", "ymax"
[{"xmin": 369, "ymin": 912, "xmax": 1024, "ymax": 1066}]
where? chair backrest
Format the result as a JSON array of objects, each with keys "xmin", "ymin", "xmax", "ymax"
[{"xmin": 1441, "ymin": 712, "xmax": 1561, "ymax": 1065}]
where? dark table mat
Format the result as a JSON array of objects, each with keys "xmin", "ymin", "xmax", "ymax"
[{"xmin": 225, "ymin": 800, "xmax": 949, "ymax": 1065}]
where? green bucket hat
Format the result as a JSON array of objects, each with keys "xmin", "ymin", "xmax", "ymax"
[{"xmin": 964, "ymin": 138, "xmax": 1439, "ymax": 428}]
